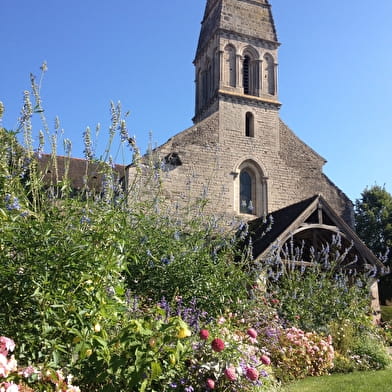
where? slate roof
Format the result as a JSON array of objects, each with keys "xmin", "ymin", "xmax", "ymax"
[{"xmin": 247, "ymin": 195, "xmax": 319, "ymax": 257}]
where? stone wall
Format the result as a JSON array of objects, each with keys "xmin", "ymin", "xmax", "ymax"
[{"xmin": 128, "ymin": 106, "xmax": 354, "ymax": 226}]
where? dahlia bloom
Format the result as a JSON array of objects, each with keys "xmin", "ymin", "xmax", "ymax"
[
  {"xmin": 260, "ymin": 354, "xmax": 271, "ymax": 366},
  {"xmin": 211, "ymin": 338, "xmax": 225, "ymax": 352},
  {"xmin": 247, "ymin": 328, "xmax": 258, "ymax": 339},
  {"xmin": 206, "ymin": 378, "xmax": 215, "ymax": 389},
  {"xmin": 246, "ymin": 367, "xmax": 259, "ymax": 381},
  {"xmin": 199, "ymin": 329, "xmax": 209, "ymax": 340},
  {"xmin": 224, "ymin": 367, "xmax": 237, "ymax": 381}
]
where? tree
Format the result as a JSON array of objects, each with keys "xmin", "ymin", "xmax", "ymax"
[{"xmin": 355, "ymin": 185, "xmax": 392, "ymax": 303}]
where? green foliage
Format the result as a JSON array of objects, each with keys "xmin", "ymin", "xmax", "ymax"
[
  {"xmin": 349, "ymin": 331, "xmax": 391, "ymax": 371},
  {"xmin": 355, "ymin": 185, "xmax": 392, "ymax": 257},
  {"xmin": 263, "ymin": 236, "xmax": 391, "ymax": 375},
  {"xmin": 123, "ymin": 209, "xmax": 252, "ymax": 314},
  {"xmin": 331, "ymin": 352, "xmax": 356, "ymax": 374},
  {"xmin": 3, "ymin": 70, "xmax": 391, "ymax": 391},
  {"xmin": 266, "ymin": 258, "xmax": 371, "ymax": 334},
  {"xmin": 76, "ymin": 309, "xmax": 192, "ymax": 391},
  {"xmin": 328, "ymin": 320, "xmax": 391, "ymax": 373},
  {"xmin": 328, "ymin": 319, "xmax": 357, "ymax": 356},
  {"xmin": 0, "ymin": 91, "xmax": 255, "ymax": 391},
  {"xmin": 355, "ymin": 185, "xmax": 392, "ymax": 302}
]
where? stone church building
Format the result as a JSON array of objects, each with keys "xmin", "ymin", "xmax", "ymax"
[
  {"xmin": 127, "ymin": 0, "xmax": 385, "ymax": 307},
  {"xmin": 130, "ymin": 0, "xmax": 353, "ymax": 225},
  {"xmin": 131, "ymin": 0, "xmax": 352, "ymax": 223}
]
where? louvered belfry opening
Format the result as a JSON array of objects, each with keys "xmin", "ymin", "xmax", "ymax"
[{"xmin": 243, "ymin": 56, "xmax": 250, "ymax": 95}]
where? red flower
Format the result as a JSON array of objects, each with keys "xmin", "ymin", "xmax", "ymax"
[
  {"xmin": 246, "ymin": 367, "xmax": 259, "ymax": 381},
  {"xmin": 206, "ymin": 378, "xmax": 215, "ymax": 389},
  {"xmin": 224, "ymin": 367, "xmax": 237, "ymax": 381},
  {"xmin": 211, "ymin": 338, "xmax": 225, "ymax": 352},
  {"xmin": 247, "ymin": 328, "xmax": 258, "ymax": 339},
  {"xmin": 199, "ymin": 329, "xmax": 209, "ymax": 340},
  {"xmin": 260, "ymin": 354, "xmax": 271, "ymax": 366}
]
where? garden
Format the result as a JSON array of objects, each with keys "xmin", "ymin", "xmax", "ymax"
[{"xmin": 1, "ymin": 71, "xmax": 392, "ymax": 391}]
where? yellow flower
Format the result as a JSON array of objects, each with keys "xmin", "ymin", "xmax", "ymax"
[
  {"xmin": 177, "ymin": 327, "xmax": 191, "ymax": 339},
  {"xmin": 94, "ymin": 323, "xmax": 101, "ymax": 333}
]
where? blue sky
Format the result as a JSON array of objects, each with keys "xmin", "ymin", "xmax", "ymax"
[{"xmin": 1, "ymin": 0, "xmax": 391, "ymax": 202}]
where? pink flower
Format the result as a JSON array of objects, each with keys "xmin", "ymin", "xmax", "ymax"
[
  {"xmin": 66, "ymin": 387, "xmax": 81, "ymax": 392},
  {"xmin": 0, "ymin": 337, "xmax": 15, "ymax": 356},
  {"xmin": 224, "ymin": 367, "xmax": 237, "ymax": 381},
  {"xmin": 206, "ymin": 378, "xmax": 215, "ymax": 389},
  {"xmin": 247, "ymin": 328, "xmax": 258, "ymax": 339},
  {"xmin": 217, "ymin": 317, "xmax": 226, "ymax": 325},
  {"xmin": 246, "ymin": 367, "xmax": 259, "ymax": 381},
  {"xmin": 6, "ymin": 356, "xmax": 17, "ymax": 373},
  {"xmin": 0, "ymin": 382, "xmax": 19, "ymax": 392},
  {"xmin": 199, "ymin": 329, "xmax": 209, "ymax": 340},
  {"xmin": 211, "ymin": 338, "xmax": 225, "ymax": 352},
  {"xmin": 0, "ymin": 354, "xmax": 16, "ymax": 378},
  {"xmin": 19, "ymin": 365, "xmax": 36, "ymax": 378},
  {"xmin": 260, "ymin": 354, "xmax": 271, "ymax": 366}
]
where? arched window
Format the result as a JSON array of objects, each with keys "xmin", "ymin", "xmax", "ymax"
[
  {"xmin": 263, "ymin": 53, "xmax": 275, "ymax": 95},
  {"xmin": 224, "ymin": 45, "xmax": 236, "ymax": 87},
  {"xmin": 240, "ymin": 169, "xmax": 255, "ymax": 214},
  {"xmin": 235, "ymin": 159, "xmax": 268, "ymax": 217},
  {"xmin": 245, "ymin": 112, "xmax": 254, "ymax": 137}
]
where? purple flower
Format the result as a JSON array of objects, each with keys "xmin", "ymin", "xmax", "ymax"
[{"xmin": 4, "ymin": 194, "xmax": 21, "ymax": 211}]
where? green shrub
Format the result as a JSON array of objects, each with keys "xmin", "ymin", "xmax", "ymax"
[
  {"xmin": 350, "ymin": 331, "xmax": 391, "ymax": 371},
  {"xmin": 331, "ymin": 352, "xmax": 356, "ymax": 374},
  {"xmin": 0, "ymin": 74, "xmax": 257, "ymax": 390},
  {"xmin": 265, "ymin": 236, "xmax": 373, "ymax": 334},
  {"xmin": 328, "ymin": 319, "xmax": 357, "ymax": 356}
]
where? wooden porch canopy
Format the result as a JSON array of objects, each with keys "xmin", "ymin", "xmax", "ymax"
[{"xmin": 247, "ymin": 194, "xmax": 386, "ymax": 274}]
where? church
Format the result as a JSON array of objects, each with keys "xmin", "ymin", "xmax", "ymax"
[
  {"xmin": 126, "ymin": 0, "xmax": 383, "ymax": 309},
  {"xmin": 130, "ymin": 0, "xmax": 353, "ymax": 222}
]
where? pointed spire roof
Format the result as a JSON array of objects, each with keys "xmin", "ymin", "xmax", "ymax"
[{"xmin": 196, "ymin": 0, "xmax": 278, "ymax": 60}]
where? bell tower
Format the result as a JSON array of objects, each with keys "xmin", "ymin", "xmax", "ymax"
[
  {"xmin": 193, "ymin": 0, "xmax": 280, "ymax": 123},
  {"xmin": 129, "ymin": 0, "xmax": 353, "ymax": 223}
]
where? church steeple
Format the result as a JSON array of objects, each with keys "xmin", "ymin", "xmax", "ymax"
[{"xmin": 194, "ymin": 0, "xmax": 280, "ymax": 123}]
